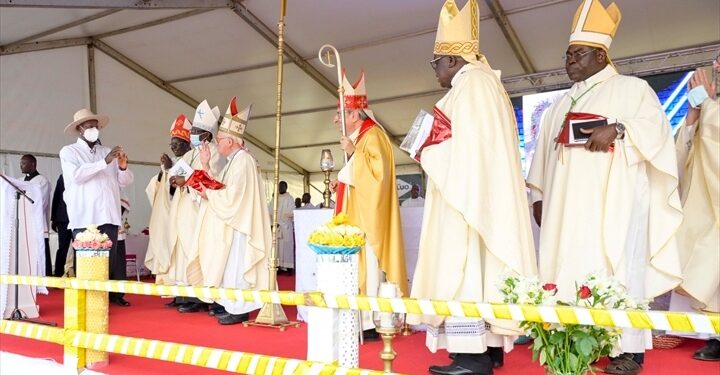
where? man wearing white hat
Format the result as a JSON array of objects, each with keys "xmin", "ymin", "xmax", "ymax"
[
  {"xmin": 166, "ymin": 100, "xmax": 226, "ymax": 313},
  {"xmin": 59, "ymin": 108, "xmax": 134, "ymax": 307},
  {"xmin": 195, "ymin": 97, "xmax": 269, "ymax": 325},
  {"xmin": 527, "ymin": 1, "xmax": 683, "ymax": 373},
  {"xmin": 409, "ymin": 1, "xmax": 537, "ymax": 374}
]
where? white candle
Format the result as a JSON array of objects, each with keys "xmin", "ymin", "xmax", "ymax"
[{"xmin": 377, "ymin": 282, "xmax": 399, "ymax": 328}]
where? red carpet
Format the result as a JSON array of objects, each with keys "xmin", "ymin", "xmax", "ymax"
[{"xmin": 1, "ymin": 276, "xmax": 718, "ymax": 374}]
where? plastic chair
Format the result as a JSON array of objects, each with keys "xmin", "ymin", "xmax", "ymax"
[{"xmin": 125, "ymin": 254, "xmax": 140, "ymax": 282}]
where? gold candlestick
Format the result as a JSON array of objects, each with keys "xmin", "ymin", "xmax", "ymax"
[
  {"xmin": 401, "ymin": 322, "xmax": 413, "ymax": 336},
  {"xmin": 376, "ymin": 327, "xmax": 400, "ymax": 373},
  {"xmin": 373, "ymin": 283, "xmax": 404, "ymax": 373}
]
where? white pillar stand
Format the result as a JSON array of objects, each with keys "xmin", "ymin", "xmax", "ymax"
[{"xmin": 307, "ymin": 254, "xmax": 359, "ymax": 368}]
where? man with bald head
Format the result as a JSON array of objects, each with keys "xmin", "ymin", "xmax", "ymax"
[{"xmin": 527, "ymin": 1, "xmax": 682, "ymax": 373}]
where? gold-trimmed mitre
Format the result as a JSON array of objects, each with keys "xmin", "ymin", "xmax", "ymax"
[
  {"xmin": 218, "ymin": 96, "xmax": 251, "ymax": 138},
  {"xmin": 340, "ymin": 70, "xmax": 381, "ymax": 126},
  {"xmin": 169, "ymin": 114, "xmax": 192, "ymax": 142},
  {"xmin": 433, "ymin": 0, "xmax": 479, "ymax": 59},
  {"xmin": 569, "ymin": 0, "xmax": 621, "ymax": 51}
]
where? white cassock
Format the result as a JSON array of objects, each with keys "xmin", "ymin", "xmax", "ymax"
[
  {"xmin": 271, "ymin": 193, "xmax": 295, "ymax": 270},
  {"xmin": 144, "ymin": 170, "xmax": 173, "ymax": 283},
  {"xmin": 527, "ymin": 65, "xmax": 683, "ymax": 352},
  {"xmin": 25, "ymin": 173, "xmax": 51, "ymax": 241},
  {"xmin": 1, "ymin": 177, "xmax": 48, "ymax": 318},
  {"xmin": 400, "ymin": 197, "xmax": 425, "ymax": 207}
]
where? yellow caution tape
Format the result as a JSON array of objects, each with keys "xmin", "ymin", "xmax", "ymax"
[
  {"xmin": 2, "ymin": 275, "xmax": 719, "ymax": 334},
  {"xmin": 0, "ymin": 320, "xmax": 395, "ymax": 375}
]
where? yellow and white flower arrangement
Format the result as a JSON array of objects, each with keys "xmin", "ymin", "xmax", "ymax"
[{"xmin": 307, "ymin": 213, "xmax": 365, "ymax": 254}]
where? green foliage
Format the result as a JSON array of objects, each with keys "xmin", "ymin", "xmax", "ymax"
[{"xmin": 498, "ymin": 271, "xmax": 649, "ymax": 375}]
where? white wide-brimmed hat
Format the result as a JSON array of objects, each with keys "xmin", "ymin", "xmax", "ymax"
[{"xmin": 64, "ymin": 108, "xmax": 109, "ymax": 135}]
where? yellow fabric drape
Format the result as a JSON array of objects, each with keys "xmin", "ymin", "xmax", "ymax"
[{"xmin": 346, "ymin": 126, "xmax": 409, "ymax": 297}]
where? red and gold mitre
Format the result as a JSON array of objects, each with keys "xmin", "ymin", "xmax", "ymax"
[
  {"xmin": 169, "ymin": 114, "xmax": 191, "ymax": 142},
  {"xmin": 340, "ymin": 70, "xmax": 379, "ymax": 125}
]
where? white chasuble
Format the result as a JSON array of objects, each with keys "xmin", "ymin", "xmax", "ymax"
[{"xmin": 411, "ymin": 62, "xmax": 537, "ymax": 353}]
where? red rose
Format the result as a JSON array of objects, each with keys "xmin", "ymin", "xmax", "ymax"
[
  {"xmin": 543, "ymin": 283, "xmax": 558, "ymax": 295},
  {"xmin": 578, "ymin": 285, "xmax": 592, "ymax": 299}
]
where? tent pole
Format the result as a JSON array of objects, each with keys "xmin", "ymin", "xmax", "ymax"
[
  {"xmin": 245, "ymin": 0, "xmax": 299, "ymax": 331},
  {"xmin": 87, "ymin": 44, "xmax": 97, "ymax": 113}
]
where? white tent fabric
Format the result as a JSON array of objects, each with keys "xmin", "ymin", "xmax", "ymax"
[{"xmin": 1, "ymin": 0, "xmax": 718, "ymax": 230}]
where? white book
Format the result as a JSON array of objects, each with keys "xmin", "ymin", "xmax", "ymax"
[
  {"xmin": 167, "ymin": 158, "xmax": 193, "ymax": 177},
  {"xmin": 400, "ymin": 110, "xmax": 435, "ymax": 160}
]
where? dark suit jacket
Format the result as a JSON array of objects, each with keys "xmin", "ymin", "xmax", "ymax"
[{"xmin": 51, "ymin": 174, "xmax": 69, "ymax": 224}]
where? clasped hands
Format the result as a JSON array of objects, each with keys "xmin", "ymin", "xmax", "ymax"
[{"xmin": 105, "ymin": 145, "xmax": 129, "ymax": 169}]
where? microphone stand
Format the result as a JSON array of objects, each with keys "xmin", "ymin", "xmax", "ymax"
[{"xmin": 1, "ymin": 174, "xmax": 56, "ymax": 326}]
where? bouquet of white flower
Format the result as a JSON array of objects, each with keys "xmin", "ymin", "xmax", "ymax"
[
  {"xmin": 72, "ymin": 225, "xmax": 112, "ymax": 250},
  {"xmin": 498, "ymin": 271, "xmax": 648, "ymax": 375}
]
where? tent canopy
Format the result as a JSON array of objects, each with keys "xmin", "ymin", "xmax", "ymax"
[{"xmin": 1, "ymin": 0, "xmax": 718, "ymax": 174}]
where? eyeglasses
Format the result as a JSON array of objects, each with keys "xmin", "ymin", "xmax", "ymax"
[
  {"xmin": 562, "ymin": 49, "xmax": 596, "ymax": 62},
  {"xmin": 429, "ymin": 55, "xmax": 448, "ymax": 70}
]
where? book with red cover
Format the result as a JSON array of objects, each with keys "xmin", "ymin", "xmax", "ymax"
[
  {"xmin": 556, "ymin": 112, "xmax": 615, "ymax": 151},
  {"xmin": 185, "ymin": 170, "xmax": 225, "ymax": 191}
]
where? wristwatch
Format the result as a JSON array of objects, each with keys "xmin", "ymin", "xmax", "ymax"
[{"xmin": 615, "ymin": 123, "xmax": 625, "ymax": 139}]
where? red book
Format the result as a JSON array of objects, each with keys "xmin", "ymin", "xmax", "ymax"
[
  {"xmin": 556, "ymin": 112, "xmax": 615, "ymax": 151},
  {"xmin": 185, "ymin": 170, "xmax": 224, "ymax": 191}
]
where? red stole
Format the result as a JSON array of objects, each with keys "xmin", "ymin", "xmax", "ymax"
[
  {"xmin": 335, "ymin": 119, "xmax": 376, "ymax": 214},
  {"xmin": 416, "ymin": 106, "xmax": 452, "ymax": 161}
]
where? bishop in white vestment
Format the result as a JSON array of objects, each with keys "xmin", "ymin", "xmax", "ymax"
[
  {"xmin": 196, "ymin": 99, "xmax": 269, "ymax": 325},
  {"xmin": 527, "ymin": 1, "xmax": 682, "ymax": 372}
]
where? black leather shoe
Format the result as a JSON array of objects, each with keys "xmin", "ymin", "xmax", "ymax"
[
  {"xmin": 164, "ymin": 298, "xmax": 181, "ymax": 308},
  {"xmin": 362, "ymin": 329, "xmax": 380, "ymax": 341},
  {"xmin": 208, "ymin": 303, "xmax": 226, "ymax": 316},
  {"xmin": 111, "ymin": 297, "xmax": 130, "ymax": 307},
  {"xmin": 218, "ymin": 313, "xmax": 249, "ymax": 325},
  {"xmin": 486, "ymin": 347, "xmax": 503, "ymax": 368},
  {"xmin": 428, "ymin": 364, "xmax": 486, "ymax": 375},
  {"xmin": 693, "ymin": 340, "xmax": 720, "ymax": 361},
  {"xmin": 178, "ymin": 302, "xmax": 208, "ymax": 313},
  {"xmin": 214, "ymin": 311, "xmax": 231, "ymax": 320}
]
